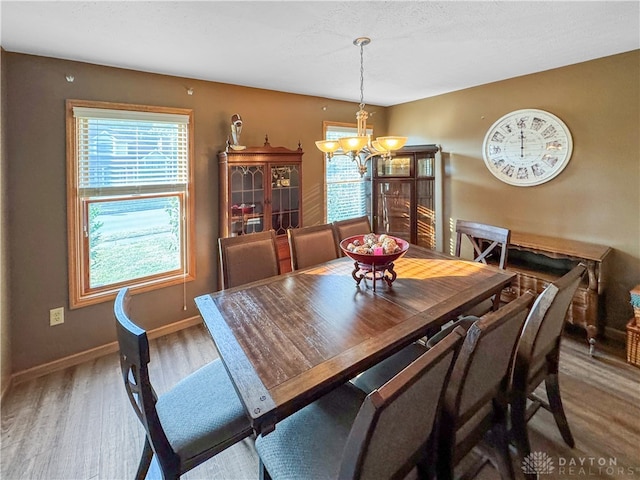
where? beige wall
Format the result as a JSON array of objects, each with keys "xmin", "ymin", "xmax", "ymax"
[
  {"xmin": 388, "ymin": 50, "xmax": 640, "ymax": 334},
  {"xmin": 1, "ymin": 49, "xmax": 11, "ymax": 395},
  {"xmin": 3, "ymin": 52, "xmax": 388, "ymax": 372},
  {"xmin": 3, "ymin": 50, "xmax": 638, "ymax": 375}
]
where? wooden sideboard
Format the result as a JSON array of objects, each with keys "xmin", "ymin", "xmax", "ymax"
[{"xmin": 500, "ymin": 232, "xmax": 611, "ymax": 355}]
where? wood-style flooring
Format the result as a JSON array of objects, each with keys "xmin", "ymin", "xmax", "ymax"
[{"xmin": 1, "ymin": 325, "xmax": 639, "ymax": 479}]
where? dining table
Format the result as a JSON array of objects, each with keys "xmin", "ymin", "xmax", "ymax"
[{"xmin": 194, "ymin": 243, "xmax": 516, "ymax": 436}]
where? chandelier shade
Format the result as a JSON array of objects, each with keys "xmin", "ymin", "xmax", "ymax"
[{"xmin": 316, "ymin": 37, "xmax": 407, "ymax": 176}]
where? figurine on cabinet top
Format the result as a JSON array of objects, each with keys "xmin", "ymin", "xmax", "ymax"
[{"xmin": 229, "ymin": 113, "xmax": 246, "ymax": 150}]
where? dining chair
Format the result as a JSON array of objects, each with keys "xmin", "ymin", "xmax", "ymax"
[
  {"xmin": 435, "ymin": 291, "xmax": 534, "ymax": 480},
  {"xmin": 287, "ymin": 223, "xmax": 340, "ymax": 271},
  {"xmin": 510, "ymin": 264, "xmax": 587, "ymax": 465},
  {"xmin": 456, "ymin": 219, "xmax": 511, "ymax": 269},
  {"xmin": 218, "ymin": 230, "xmax": 280, "ymax": 289},
  {"xmin": 455, "ymin": 219, "xmax": 511, "ymax": 316},
  {"xmin": 332, "ymin": 215, "xmax": 372, "ymax": 255},
  {"xmin": 114, "ymin": 288, "xmax": 253, "ymax": 480},
  {"xmin": 255, "ymin": 326, "xmax": 466, "ymax": 480},
  {"xmin": 352, "ymin": 291, "xmax": 535, "ymax": 480}
]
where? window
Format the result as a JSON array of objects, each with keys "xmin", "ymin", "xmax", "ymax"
[
  {"xmin": 324, "ymin": 122, "xmax": 372, "ymax": 223},
  {"xmin": 66, "ymin": 100, "xmax": 195, "ymax": 308}
]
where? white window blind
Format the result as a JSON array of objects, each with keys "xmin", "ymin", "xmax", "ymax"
[
  {"xmin": 325, "ymin": 124, "xmax": 372, "ymax": 222},
  {"xmin": 74, "ymin": 107, "xmax": 189, "ymax": 197}
]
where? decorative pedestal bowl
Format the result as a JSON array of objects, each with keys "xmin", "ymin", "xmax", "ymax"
[{"xmin": 340, "ymin": 234, "xmax": 410, "ymax": 291}]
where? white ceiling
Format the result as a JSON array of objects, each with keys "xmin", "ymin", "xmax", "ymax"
[{"xmin": 1, "ymin": 1, "xmax": 638, "ymax": 107}]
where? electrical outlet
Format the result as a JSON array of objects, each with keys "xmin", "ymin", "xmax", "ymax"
[{"xmin": 50, "ymin": 307, "xmax": 64, "ymax": 326}]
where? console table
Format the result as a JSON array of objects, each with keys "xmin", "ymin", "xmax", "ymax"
[{"xmin": 501, "ymin": 232, "xmax": 611, "ymax": 355}]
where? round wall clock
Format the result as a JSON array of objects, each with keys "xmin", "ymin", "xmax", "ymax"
[{"xmin": 482, "ymin": 109, "xmax": 573, "ymax": 187}]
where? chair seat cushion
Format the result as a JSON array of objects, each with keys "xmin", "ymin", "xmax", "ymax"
[
  {"xmin": 350, "ymin": 343, "xmax": 428, "ymax": 395},
  {"xmin": 156, "ymin": 359, "xmax": 251, "ymax": 463},
  {"xmin": 255, "ymin": 383, "xmax": 366, "ymax": 480}
]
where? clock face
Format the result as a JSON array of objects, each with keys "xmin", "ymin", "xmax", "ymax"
[{"xmin": 482, "ymin": 109, "xmax": 573, "ymax": 186}]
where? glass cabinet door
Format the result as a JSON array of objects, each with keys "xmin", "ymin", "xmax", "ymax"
[
  {"xmin": 416, "ymin": 154, "xmax": 436, "ymax": 248},
  {"xmin": 229, "ymin": 165, "xmax": 265, "ymax": 235},
  {"xmin": 270, "ymin": 164, "xmax": 301, "ymax": 235},
  {"xmin": 416, "ymin": 179, "xmax": 435, "ymax": 249},
  {"xmin": 374, "ymin": 180, "xmax": 413, "ymax": 241},
  {"xmin": 377, "ymin": 156, "xmax": 412, "ymax": 177},
  {"xmin": 416, "ymin": 154, "xmax": 434, "ymax": 178}
]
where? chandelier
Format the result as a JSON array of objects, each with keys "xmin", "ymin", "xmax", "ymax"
[{"xmin": 316, "ymin": 37, "xmax": 408, "ymax": 176}]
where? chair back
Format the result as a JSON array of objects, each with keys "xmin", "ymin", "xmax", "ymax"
[
  {"xmin": 333, "ymin": 216, "xmax": 372, "ymax": 256},
  {"xmin": 455, "ymin": 219, "xmax": 511, "ymax": 269},
  {"xmin": 339, "ymin": 327, "xmax": 466, "ymax": 480},
  {"xmin": 114, "ymin": 287, "xmax": 179, "ymax": 474},
  {"xmin": 441, "ymin": 291, "xmax": 535, "ymax": 464},
  {"xmin": 288, "ymin": 223, "xmax": 340, "ymax": 270},
  {"xmin": 514, "ymin": 264, "xmax": 586, "ymax": 386},
  {"xmin": 218, "ymin": 230, "xmax": 280, "ymax": 289}
]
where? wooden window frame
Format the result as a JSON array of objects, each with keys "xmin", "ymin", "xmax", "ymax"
[{"xmin": 66, "ymin": 99, "xmax": 196, "ymax": 309}]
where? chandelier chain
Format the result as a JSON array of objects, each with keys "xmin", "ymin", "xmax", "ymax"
[{"xmin": 359, "ymin": 42, "xmax": 365, "ymax": 110}]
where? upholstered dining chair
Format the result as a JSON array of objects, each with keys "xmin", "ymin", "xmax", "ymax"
[
  {"xmin": 333, "ymin": 215, "xmax": 372, "ymax": 255},
  {"xmin": 288, "ymin": 223, "xmax": 340, "ymax": 271},
  {"xmin": 218, "ymin": 230, "xmax": 280, "ymax": 289},
  {"xmin": 255, "ymin": 326, "xmax": 466, "ymax": 480},
  {"xmin": 114, "ymin": 288, "xmax": 252, "ymax": 480},
  {"xmin": 352, "ymin": 292, "xmax": 535, "ymax": 480},
  {"xmin": 510, "ymin": 264, "xmax": 587, "ymax": 465}
]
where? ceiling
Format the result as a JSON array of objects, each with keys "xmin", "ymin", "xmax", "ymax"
[{"xmin": 1, "ymin": 1, "xmax": 638, "ymax": 107}]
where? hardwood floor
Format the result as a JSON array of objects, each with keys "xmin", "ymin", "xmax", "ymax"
[{"xmin": 1, "ymin": 325, "xmax": 638, "ymax": 479}]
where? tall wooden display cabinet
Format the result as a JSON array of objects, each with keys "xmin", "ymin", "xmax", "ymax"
[
  {"xmin": 218, "ymin": 138, "xmax": 303, "ymax": 273},
  {"xmin": 370, "ymin": 144, "xmax": 440, "ymax": 249}
]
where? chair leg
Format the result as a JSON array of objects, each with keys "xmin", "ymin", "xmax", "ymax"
[
  {"xmin": 435, "ymin": 437, "xmax": 455, "ymax": 480},
  {"xmin": 545, "ymin": 373, "xmax": 575, "ymax": 448},
  {"xmin": 259, "ymin": 459, "xmax": 273, "ymax": 480},
  {"xmin": 489, "ymin": 405, "xmax": 516, "ymax": 480},
  {"xmin": 509, "ymin": 390, "xmax": 532, "ymax": 462},
  {"xmin": 135, "ymin": 437, "xmax": 154, "ymax": 480}
]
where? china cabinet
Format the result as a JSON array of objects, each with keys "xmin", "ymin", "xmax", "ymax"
[
  {"xmin": 218, "ymin": 138, "xmax": 303, "ymax": 272},
  {"xmin": 369, "ymin": 144, "xmax": 439, "ymax": 248}
]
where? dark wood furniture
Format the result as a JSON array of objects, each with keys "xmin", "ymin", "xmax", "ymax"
[
  {"xmin": 369, "ymin": 144, "xmax": 439, "ymax": 249},
  {"xmin": 218, "ymin": 230, "xmax": 280, "ymax": 289},
  {"xmin": 501, "ymin": 231, "xmax": 611, "ymax": 354},
  {"xmin": 333, "ymin": 215, "xmax": 372, "ymax": 252},
  {"xmin": 218, "ymin": 137, "xmax": 303, "ymax": 274},
  {"xmin": 436, "ymin": 292, "xmax": 534, "ymax": 480},
  {"xmin": 287, "ymin": 223, "xmax": 339, "ymax": 271},
  {"xmin": 510, "ymin": 264, "xmax": 587, "ymax": 473},
  {"xmin": 114, "ymin": 288, "xmax": 252, "ymax": 479},
  {"xmin": 255, "ymin": 327, "xmax": 465, "ymax": 480},
  {"xmin": 194, "ymin": 245, "xmax": 515, "ymax": 436}
]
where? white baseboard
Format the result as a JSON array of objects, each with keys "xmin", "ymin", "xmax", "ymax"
[{"xmin": 11, "ymin": 316, "xmax": 202, "ymax": 386}]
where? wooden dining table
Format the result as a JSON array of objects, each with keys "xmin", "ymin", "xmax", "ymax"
[{"xmin": 195, "ymin": 244, "xmax": 516, "ymax": 436}]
